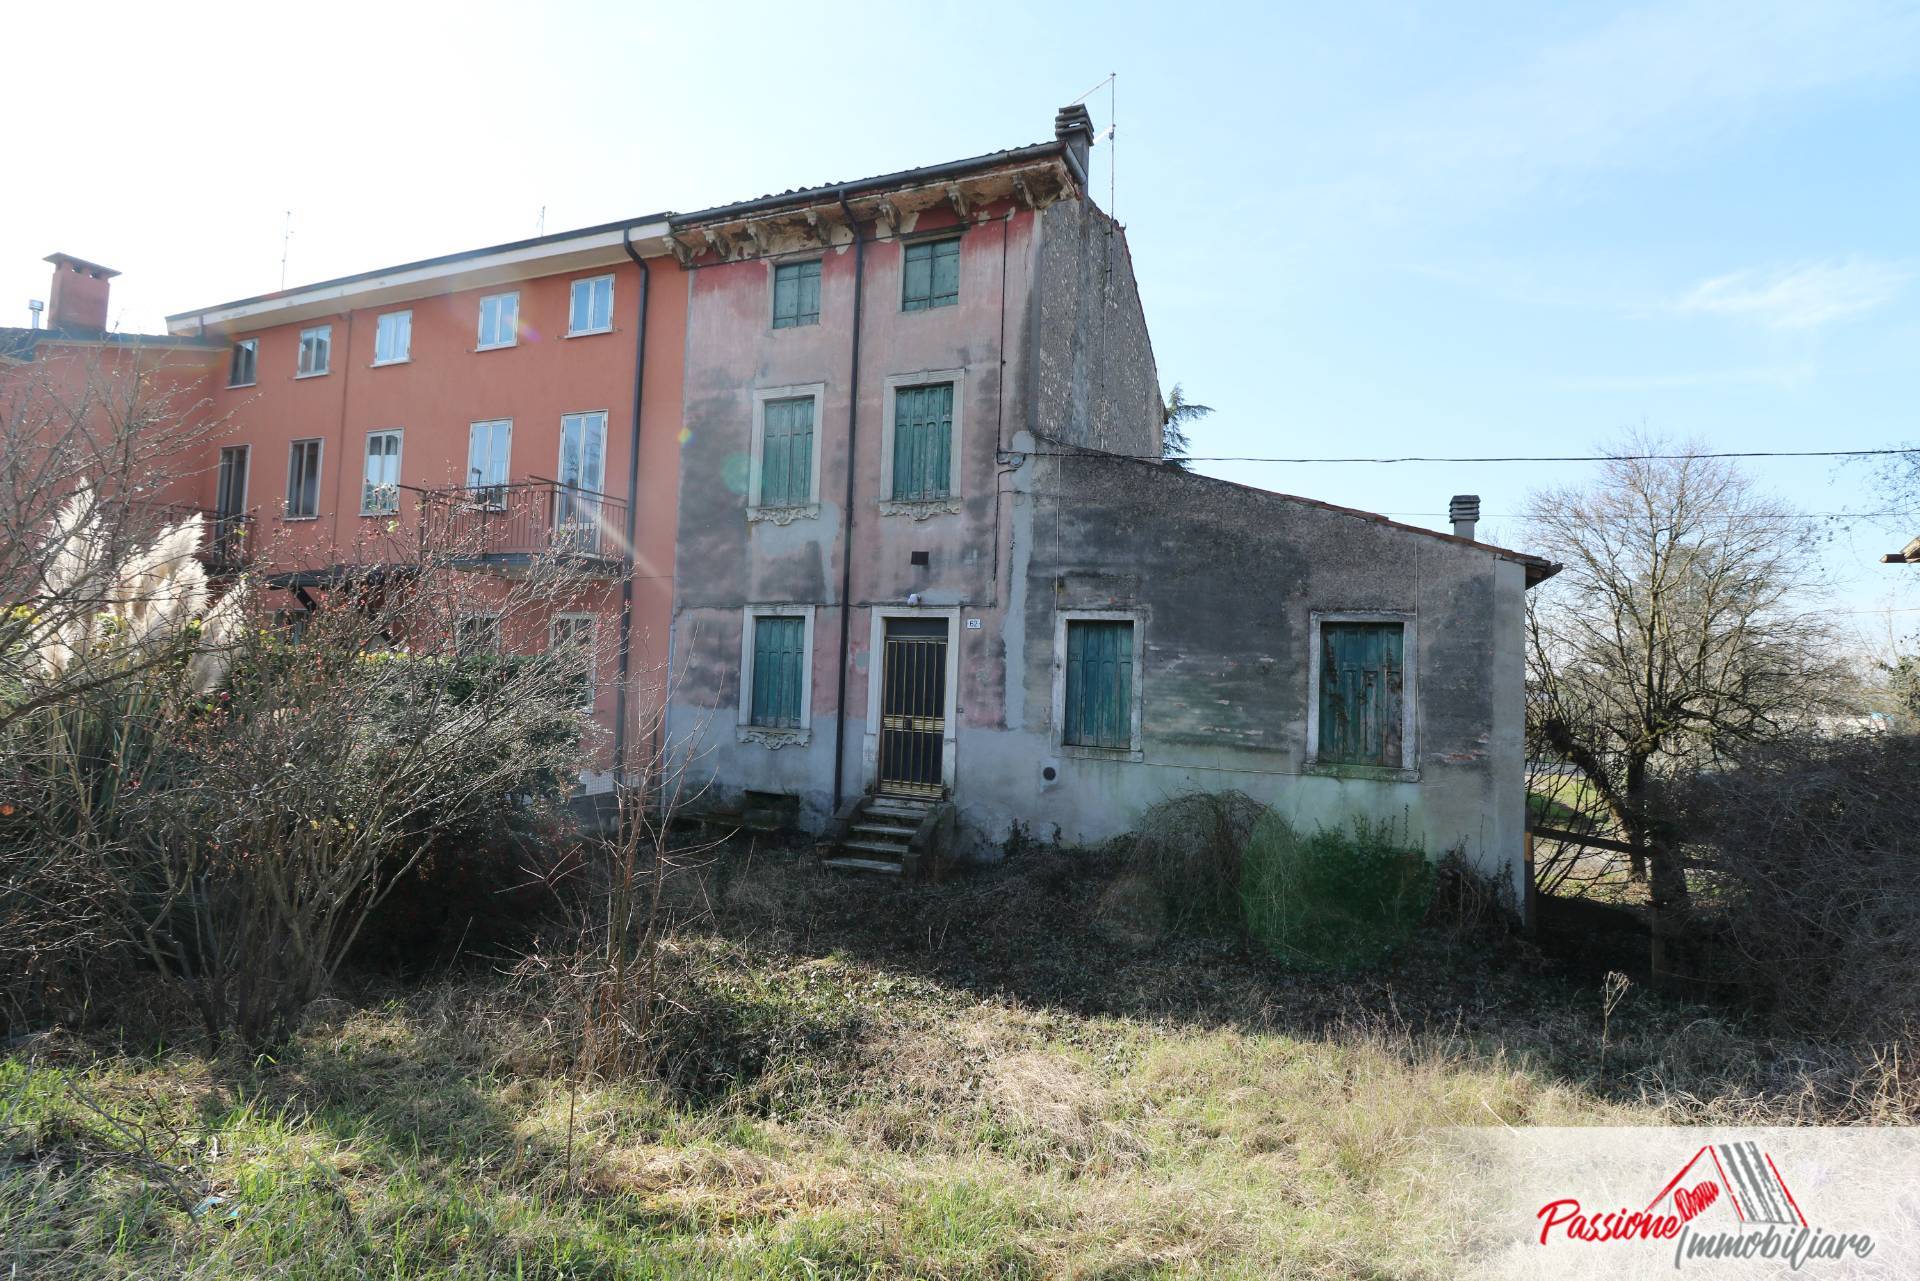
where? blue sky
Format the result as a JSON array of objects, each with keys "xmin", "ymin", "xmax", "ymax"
[{"xmin": 5, "ymin": 0, "xmax": 1917, "ymax": 641}]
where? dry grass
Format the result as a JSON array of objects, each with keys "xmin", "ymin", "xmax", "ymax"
[{"xmin": 4, "ymin": 843, "xmax": 1912, "ymax": 1279}]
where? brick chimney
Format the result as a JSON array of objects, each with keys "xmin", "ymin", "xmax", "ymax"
[
  {"xmin": 44, "ymin": 253, "xmax": 119, "ymax": 333},
  {"xmin": 1449, "ymin": 495, "xmax": 1481, "ymax": 541},
  {"xmin": 1054, "ymin": 104, "xmax": 1094, "ymax": 180}
]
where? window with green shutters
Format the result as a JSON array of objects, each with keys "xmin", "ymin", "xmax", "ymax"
[
  {"xmin": 1316, "ymin": 622, "xmax": 1405, "ymax": 767},
  {"xmin": 772, "ymin": 259, "xmax": 821, "ymax": 328},
  {"xmin": 749, "ymin": 615, "xmax": 806, "ymax": 729},
  {"xmin": 901, "ymin": 236, "xmax": 960, "ymax": 311},
  {"xmin": 759, "ymin": 397, "xmax": 815, "ymax": 506},
  {"xmin": 891, "ymin": 383, "xmax": 954, "ymax": 501},
  {"xmin": 1063, "ymin": 620, "xmax": 1135, "ymax": 750}
]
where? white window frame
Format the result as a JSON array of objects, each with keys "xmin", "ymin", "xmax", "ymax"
[
  {"xmin": 228, "ymin": 338, "xmax": 257, "ymax": 388},
  {"xmin": 549, "ymin": 613, "xmax": 597, "ymax": 712},
  {"xmin": 1050, "ymin": 609, "xmax": 1146, "ymax": 762},
  {"xmin": 566, "ymin": 274, "xmax": 614, "ymax": 336},
  {"xmin": 360, "ymin": 428, "xmax": 404, "ymax": 516},
  {"xmin": 285, "ymin": 438, "xmax": 323, "ymax": 520},
  {"xmin": 1304, "ymin": 610, "xmax": 1419, "ymax": 776},
  {"xmin": 467, "ymin": 418, "xmax": 513, "ymax": 506},
  {"xmin": 746, "ymin": 383, "xmax": 825, "ymax": 521},
  {"xmin": 282, "ymin": 441, "xmax": 324, "ymax": 522},
  {"xmin": 737, "ymin": 604, "xmax": 816, "ymax": 744},
  {"xmin": 861, "ymin": 605, "xmax": 962, "ymax": 791},
  {"xmin": 476, "ymin": 291, "xmax": 519, "ymax": 350},
  {"xmin": 372, "ymin": 310, "xmax": 412, "ymax": 366},
  {"xmin": 296, "ymin": 325, "xmax": 331, "ymax": 378},
  {"xmin": 216, "ymin": 444, "xmax": 251, "ymax": 514},
  {"xmin": 455, "ymin": 612, "xmax": 502, "ymax": 656},
  {"xmin": 878, "ymin": 368, "xmax": 965, "ymax": 514}
]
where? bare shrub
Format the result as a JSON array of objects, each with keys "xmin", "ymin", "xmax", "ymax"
[
  {"xmin": 1673, "ymin": 732, "xmax": 1920, "ymax": 1043},
  {"xmin": 3, "ymin": 495, "xmax": 603, "ymax": 1047},
  {"xmin": 1123, "ymin": 789, "xmax": 1266, "ymax": 933}
]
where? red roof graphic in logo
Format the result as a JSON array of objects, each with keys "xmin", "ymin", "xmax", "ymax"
[{"xmin": 1644, "ymin": 1142, "xmax": 1808, "ymax": 1229}]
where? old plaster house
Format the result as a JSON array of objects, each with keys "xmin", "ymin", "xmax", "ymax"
[{"xmin": 660, "ymin": 107, "xmax": 1556, "ymax": 897}]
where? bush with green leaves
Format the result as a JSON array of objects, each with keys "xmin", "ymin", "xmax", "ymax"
[{"xmin": 1239, "ymin": 813, "xmax": 1435, "ymax": 970}]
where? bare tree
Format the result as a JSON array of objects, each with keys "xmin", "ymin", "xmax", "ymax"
[
  {"xmin": 1523, "ymin": 433, "xmax": 1851, "ymax": 975},
  {"xmin": 3, "ymin": 416, "xmax": 631, "ymax": 1044}
]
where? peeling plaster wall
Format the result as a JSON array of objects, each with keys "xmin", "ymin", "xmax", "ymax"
[
  {"xmin": 666, "ymin": 196, "xmax": 1045, "ymax": 812},
  {"xmin": 1031, "ymin": 201, "xmax": 1161, "ymax": 457},
  {"xmin": 659, "ymin": 182, "xmax": 1529, "ymax": 893},
  {"xmin": 966, "ymin": 450, "xmax": 1530, "ymax": 894}
]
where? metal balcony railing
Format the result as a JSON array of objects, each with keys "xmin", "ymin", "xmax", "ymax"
[
  {"xmin": 414, "ymin": 480, "xmax": 627, "ymax": 571},
  {"xmin": 115, "ymin": 500, "xmax": 255, "ymax": 574}
]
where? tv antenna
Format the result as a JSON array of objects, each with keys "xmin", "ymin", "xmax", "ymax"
[
  {"xmin": 1071, "ymin": 72, "xmax": 1117, "ymax": 218},
  {"xmin": 279, "ymin": 211, "xmax": 293, "ymax": 291}
]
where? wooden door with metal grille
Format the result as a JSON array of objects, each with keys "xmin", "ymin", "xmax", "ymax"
[{"xmin": 878, "ymin": 618, "xmax": 948, "ymax": 797}]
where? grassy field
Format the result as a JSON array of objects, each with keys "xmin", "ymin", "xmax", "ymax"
[{"xmin": 3, "ymin": 842, "xmax": 1908, "ymax": 1279}]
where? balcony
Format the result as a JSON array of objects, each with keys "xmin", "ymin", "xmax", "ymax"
[
  {"xmin": 116, "ymin": 500, "xmax": 254, "ymax": 574},
  {"xmin": 414, "ymin": 480, "xmax": 628, "ymax": 576}
]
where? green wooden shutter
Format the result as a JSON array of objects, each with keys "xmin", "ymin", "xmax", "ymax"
[
  {"xmin": 750, "ymin": 616, "xmax": 805, "ymax": 728},
  {"xmin": 772, "ymin": 265, "xmax": 797, "ymax": 328},
  {"xmin": 772, "ymin": 260, "xmax": 820, "ymax": 328},
  {"xmin": 1318, "ymin": 622, "xmax": 1405, "ymax": 766},
  {"xmin": 891, "ymin": 383, "xmax": 953, "ymax": 501},
  {"xmin": 796, "ymin": 260, "xmax": 820, "ymax": 324},
  {"xmin": 1064, "ymin": 620, "xmax": 1134, "ymax": 749},
  {"xmin": 759, "ymin": 397, "xmax": 814, "ymax": 506},
  {"xmin": 928, "ymin": 237, "xmax": 959, "ymax": 307},
  {"xmin": 902, "ymin": 237, "xmax": 960, "ymax": 311}
]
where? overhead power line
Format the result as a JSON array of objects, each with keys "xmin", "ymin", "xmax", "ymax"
[
  {"xmin": 1151, "ymin": 447, "xmax": 1920, "ymax": 465},
  {"xmin": 1381, "ymin": 510, "xmax": 1912, "ymax": 521}
]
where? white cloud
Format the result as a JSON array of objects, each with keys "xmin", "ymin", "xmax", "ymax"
[{"xmin": 1678, "ymin": 258, "xmax": 1912, "ymax": 328}]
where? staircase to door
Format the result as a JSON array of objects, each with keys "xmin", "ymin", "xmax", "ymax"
[
  {"xmin": 822, "ymin": 616, "xmax": 954, "ymax": 876},
  {"xmin": 822, "ymin": 794, "xmax": 936, "ymax": 875}
]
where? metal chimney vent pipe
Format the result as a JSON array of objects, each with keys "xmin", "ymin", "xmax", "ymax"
[{"xmin": 1449, "ymin": 494, "xmax": 1480, "ymax": 541}]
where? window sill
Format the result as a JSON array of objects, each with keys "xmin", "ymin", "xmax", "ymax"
[
  {"xmin": 901, "ymin": 300, "xmax": 959, "ymax": 314},
  {"xmin": 1303, "ymin": 760, "xmax": 1420, "ymax": 783},
  {"xmin": 738, "ymin": 725, "xmax": 810, "ymax": 749},
  {"xmin": 474, "ymin": 342, "xmax": 517, "ymax": 352},
  {"xmin": 283, "ymin": 514, "xmax": 319, "ymax": 522},
  {"xmin": 770, "ymin": 320, "xmax": 821, "ymax": 331},
  {"xmin": 294, "ymin": 370, "xmax": 330, "ymax": 380},
  {"xmin": 370, "ymin": 358, "xmax": 410, "ymax": 368},
  {"xmin": 563, "ymin": 327, "xmax": 614, "ymax": 339},
  {"xmin": 747, "ymin": 503, "xmax": 820, "ymax": 526},
  {"xmin": 359, "ymin": 510, "xmax": 400, "ymax": 518},
  {"xmin": 227, "ymin": 380, "xmax": 257, "ymax": 390},
  {"xmin": 879, "ymin": 498, "xmax": 961, "ymax": 520},
  {"xmin": 1058, "ymin": 743, "xmax": 1144, "ymax": 764}
]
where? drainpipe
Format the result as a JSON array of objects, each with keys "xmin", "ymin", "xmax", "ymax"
[
  {"xmin": 615, "ymin": 227, "xmax": 653, "ymax": 790},
  {"xmin": 831, "ymin": 188, "xmax": 866, "ymax": 812}
]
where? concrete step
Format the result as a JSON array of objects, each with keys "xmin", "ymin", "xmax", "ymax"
[
  {"xmin": 852, "ymin": 820, "xmax": 916, "ymax": 838},
  {"xmin": 840, "ymin": 837, "xmax": 910, "ymax": 857},
  {"xmin": 822, "ymin": 857, "xmax": 904, "ymax": 875},
  {"xmin": 867, "ymin": 801, "xmax": 934, "ymax": 820}
]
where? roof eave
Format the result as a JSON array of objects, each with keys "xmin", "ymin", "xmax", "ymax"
[{"xmin": 165, "ymin": 215, "xmax": 675, "ymax": 336}]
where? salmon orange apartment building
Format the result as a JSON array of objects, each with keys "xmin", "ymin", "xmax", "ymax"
[{"xmin": 158, "ymin": 224, "xmax": 692, "ymax": 786}]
